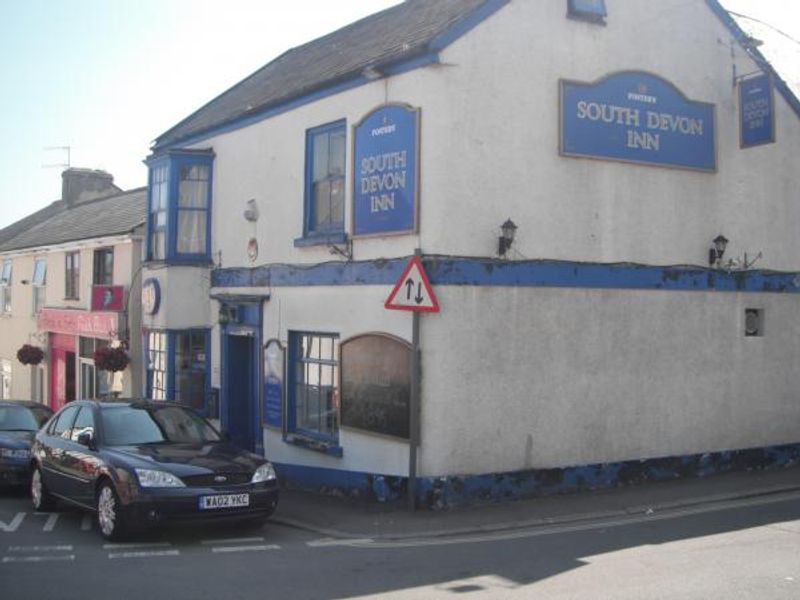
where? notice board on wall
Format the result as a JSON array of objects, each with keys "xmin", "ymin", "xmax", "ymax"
[{"xmin": 340, "ymin": 334, "xmax": 411, "ymax": 440}]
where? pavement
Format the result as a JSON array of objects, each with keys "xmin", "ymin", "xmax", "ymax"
[{"xmin": 271, "ymin": 465, "xmax": 800, "ymax": 540}]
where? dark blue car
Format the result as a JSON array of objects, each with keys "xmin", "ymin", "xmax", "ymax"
[
  {"xmin": 31, "ymin": 399, "xmax": 279, "ymax": 540},
  {"xmin": 0, "ymin": 401, "xmax": 53, "ymax": 487}
]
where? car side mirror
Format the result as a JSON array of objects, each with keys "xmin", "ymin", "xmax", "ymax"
[{"xmin": 77, "ymin": 431, "xmax": 95, "ymax": 449}]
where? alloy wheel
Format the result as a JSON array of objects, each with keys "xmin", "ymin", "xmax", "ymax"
[{"xmin": 97, "ymin": 485, "xmax": 117, "ymax": 537}]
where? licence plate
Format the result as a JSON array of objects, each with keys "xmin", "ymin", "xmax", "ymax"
[{"xmin": 199, "ymin": 493, "xmax": 250, "ymax": 510}]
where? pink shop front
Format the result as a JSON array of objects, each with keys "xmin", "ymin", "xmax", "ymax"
[{"xmin": 37, "ymin": 308, "xmax": 123, "ymax": 411}]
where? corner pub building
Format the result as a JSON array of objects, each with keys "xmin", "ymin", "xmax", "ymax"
[{"xmin": 139, "ymin": 0, "xmax": 800, "ymax": 507}]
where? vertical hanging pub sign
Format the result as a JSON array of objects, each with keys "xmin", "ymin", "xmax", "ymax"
[
  {"xmin": 739, "ymin": 74, "xmax": 774, "ymax": 148},
  {"xmin": 263, "ymin": 339, "xmax": 284, "ymax": 429},
  {"xmin": 353, "ymin": 104, "xmax": 419, "ymax": 236}
]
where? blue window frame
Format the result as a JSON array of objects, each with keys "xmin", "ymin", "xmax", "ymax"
[
  {"xmin": 287, "ymin": 331, "xmax": 339, "ymax": 443},
  {"xmin": 145, "ymin": 329, "xmax": 210, "ymax": 414},
  {"xmin": 146, "ymin": 150, "xmax": 214, "ymax": 263},
  {"xmin": 567, "ymin": 0, "xmax": 606, "ymax": 22},
  {"xmin": 297, "ymin": 120, "xmax": 346, "ymax": 245}
]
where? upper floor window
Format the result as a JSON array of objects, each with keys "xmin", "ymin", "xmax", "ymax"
[
  {"xmin": 0, "ymin": 260, "xmax": 11, "ymax": 313},
  {"xmin": 146, "ymin": 151, "xmax": 214, "ymax": 263},
  {"xmin": 65, "ymin": 252, "xmax": 80, "ymax": 300},
  {"xmin": 93, "ymin": 248, "xmax": 113, "ymax": 285},
  {"xmin": 302, "ymin": 121, "xmax": 346, "ymax": 240},
  {"xmin": 32, "ymin": 258, "xmax": 46, "ymax": 314},
  {"xmin": 567, "ymin": 0, "xmax": 606, "ymax": 23}
]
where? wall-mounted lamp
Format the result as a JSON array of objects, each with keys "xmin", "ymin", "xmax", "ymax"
[
  {"xmin": 709, "ymin": 234, "xmax": 729, "ymax": 268},
  {"xmin": 498, "ymin": 218, "xmax": 518, "ymax": 257},
  {"xmin": 218, "ymin": 304, "xmax": 237, "ymax": 326}
]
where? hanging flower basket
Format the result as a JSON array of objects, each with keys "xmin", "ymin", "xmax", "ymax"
[
  {"xmin": 93, "ymin": 346, "xmax": 130, "ymax": 372},
  {"xmin": 17, "ymin": 344, "xmax": 45, "ymax": 365}
]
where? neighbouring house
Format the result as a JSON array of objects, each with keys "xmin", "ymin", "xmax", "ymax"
[
  {"xmin": 140, "ymin": 0, "xmax": 800, "ymax": 507},
  {"xmin": 0, "ymin": 168, "xmax": 145, "ymax": 410}
]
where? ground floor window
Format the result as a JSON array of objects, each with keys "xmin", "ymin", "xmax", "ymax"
[
  {"xmin": 79, "ymin": 337, "xmax": 109, "ymax": 399},
  {"xmin": 146, "ymin": 329, "xmax": 209, "ymax": 412},
  {"xmin": 31, "ymin": 365, "xmax": 45, "ymax": 403},
  {"xmin": 288, "ymin": 332, "xmax": 339, "ymax": 442},
  {"xmin": 0, "ymin": 359, "xmax": 10, "ymax": 399}
]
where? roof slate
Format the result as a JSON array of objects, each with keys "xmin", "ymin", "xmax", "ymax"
[
  {"xmin": 0, "ymin": 188, "xmax": 146, "ymax": 253},
  {"xmin": 153, "ymin": 0, "xmax": 489, "ymax": 150}
]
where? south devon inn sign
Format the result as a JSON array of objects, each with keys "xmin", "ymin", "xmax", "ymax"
[{"xmin": 561, "ymin": 71, "xmax": 716, "ymax": 172}]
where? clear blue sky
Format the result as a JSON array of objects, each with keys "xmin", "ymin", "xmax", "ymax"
[{"xmin": 0, "ymin": 0, "xmax": 796, "ymax": 230}]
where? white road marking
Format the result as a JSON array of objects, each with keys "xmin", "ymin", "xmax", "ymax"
[
  {"xmin": 2, "ymin": 555, "xmax": 75, "ymax": 563},
  {"xmin": 8, "ymin": 545, "xmax": 73, "ymax": 553},
  {"xmin": 211, "ymin": 544, "xmax": 280, "ymax": 554},
  {"xmin": 108, "ymin": 550, "xmax": 180, "ymax": 560},
  {"xmin": 103, "ymin": 542, "xmax": 172, "ymax": 550},
  {"xmin": 307, "ymin": 537, "xmax": 375, "ymax": 547},
  {"xmin": 0, "ymin": 513, "xmax": 25, "ymax": 533},
  {"xmin": 42, "ymin": 513, "xmax": 59, "ymax": 532},
  {"xmin": 201, "ymin": 536, "xmax": 265, "ymax": 545}
]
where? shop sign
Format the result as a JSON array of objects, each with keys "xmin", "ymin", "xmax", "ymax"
[
  {"xmin": 353, "ymin": 104, "xmax": 419, "ymax": 236},
  {"xmin": 91, "ymin": 285, "xmax": 124, "ymax": 312},
  {"xmin": 38, "ymin": 308, "xmax": 117, "ymax": 338},
  {"xmin": 263, "ymin": 339, "xmax": 284, "ymax": 428},
  {"xmin": 739, "ymin": 74, "xmax": 774, "ymax": 148},
  {"xmin": 561, "ymin": 71, "xmax": 716, "ymax": 172}
]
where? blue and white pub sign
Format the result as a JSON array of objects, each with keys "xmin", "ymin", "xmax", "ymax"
[
  {"xmin": 561, "ymin": 72, "xmax": 716, "ymax": 172},
  {"xmin": 739, "ymin": 74, "xmax": 774, "ymax": 148},
  {"xmin": 353, "ymin": 104, "xmax": 419, "ymax": 236}
]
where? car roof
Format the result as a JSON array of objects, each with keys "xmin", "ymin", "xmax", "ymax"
[
  {"xmin": 0, "ymin": 400, "xmax": 53, "ymax": 412},
  {"xmin": 66, "ymin": 398, "xmax": 186, "ymax": 410}
]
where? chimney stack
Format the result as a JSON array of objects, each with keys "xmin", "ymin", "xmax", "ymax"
[{"xmin": 61, "ymin": 168, "xmax": 120, "ymax": 207}]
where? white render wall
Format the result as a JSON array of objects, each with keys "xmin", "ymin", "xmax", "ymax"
[{"xmin": 193, "ymin": 1, "xmax": 800, "ymax": 478}]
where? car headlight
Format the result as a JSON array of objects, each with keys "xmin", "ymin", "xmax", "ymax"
[
  {"xmin": 0, "ymin": 448, "xmax": 31, "ymax": 459},
  {"xmin": 134, "ymin": 468, "xmax": 185, "ymax": 488},
  {"xmin": 251, "ymin": 463, "xmax": 277, "ymax": 483}
]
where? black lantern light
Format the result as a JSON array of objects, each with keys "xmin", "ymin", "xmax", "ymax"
[
  {"xmin": 709, "ymin": 234, "xmax": 729, "ymax": 268},
  {"xmin": 498, "ymin": 218, "xmax": 518, "ymax": 257}
]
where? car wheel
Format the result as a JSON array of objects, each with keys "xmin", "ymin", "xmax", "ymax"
[
  {"xmin": 96, "ymin": 481, "xmax": 127, "ymax": 541},
  {"xmin": 30, "ymin": 466, "xmax": 56, "ymax": 512}
]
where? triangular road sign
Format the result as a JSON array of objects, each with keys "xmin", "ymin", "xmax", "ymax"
[{"xmin": 385, "ymin": 255, "xmax": 440, "ymax": 312}]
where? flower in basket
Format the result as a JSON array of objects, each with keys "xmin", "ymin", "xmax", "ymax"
[
  {"xmin": 17, "ymin": 344, "xmax": 45, "ymax": 365},
  {"xmin": 93, "ymin": 346, "xmax": 130, "ymax": 372}
]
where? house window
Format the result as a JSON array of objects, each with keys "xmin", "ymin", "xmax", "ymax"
[
  {"xmin": 149, "ymin": 164, "xmax": 168, "ymax": 260},
  {"xmin": 65, "ymin": 252, "xmax": 80, "ymax": 299},
  {"xmin": 31, "ymin": 365, "xmax": 45, "ymax": 403},
  {"xmin": 79, "ymin": 337, "xmax": 109, "ymax": 399},
  {"xmin": 174, "ymin": 330, "xmax": 208, "ymax": 411},
  {"xmin": 303, "ymin": 121, "xmax": 346, "ymax": 239},
  {"xmin": 567, "ymin": 0, "xmax": 607, "ymax": 23},
  {"xmin": 0, "ymin": 260, "xmax": 11, "ymax": 313},
  {"xmin": 0, "ymin": 359, "xmax": 10, "ymax": 399},
  {"xmin": 146, "ymin": 151, "xmax": 213, "ymax": 262},
  {"xmin": 147, "ymin": 331, "xmax": 168, "ymax": 401},
  {"xmin": 288, "ymin": 332, "xmax": 339, "ymax": 442},
  {"xmin": 93, "ymin": 248, "xmax": 113, "ymax": 285},
  {"xmin": 32, "ymin": 258, "xmax": 46, "ymax": 314}
]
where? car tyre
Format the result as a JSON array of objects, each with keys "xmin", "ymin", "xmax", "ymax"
[
  {"xmin": 30, "ymin": 465, "xmax": 56, "ymax": 512},
  {"xmin": 96, "ymin": 481, "xmax": 127, "ymax": 541}
]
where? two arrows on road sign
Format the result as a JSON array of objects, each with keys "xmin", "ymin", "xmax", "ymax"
[{"xmin": 385, "ymin": 255, "xmax": 440, "ymax": 313}]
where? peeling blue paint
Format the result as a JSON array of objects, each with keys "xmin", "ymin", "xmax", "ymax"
[
  {"xmin": 212, "ymin": 257, "xmax": 800, "ymax": 294},
  {"xmin": 273, "ymin": 442, "xmax": 800, "ymax": 509}
]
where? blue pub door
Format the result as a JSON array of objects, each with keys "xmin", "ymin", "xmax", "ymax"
[{"xmin": 224, "ymin": 334, "xmax": 257, "ymax": 452}]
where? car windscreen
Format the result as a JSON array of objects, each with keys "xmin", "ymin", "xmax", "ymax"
[
  {"xmin": 100, "ymin": 405, "xmax": 222, "ymax": 446},
  {"xmin": 0, "ymin": 406, "xmax": 44, "ymax": 431}
]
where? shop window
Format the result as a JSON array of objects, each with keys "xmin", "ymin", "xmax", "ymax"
[
  {"xmin": 0, "ymin": 359, "xmax": 10, "ymax": 399},
  {"xmin": 65, "ymin": 252, "xmax": 80, "ymax": 300},
  {"xmin": 297, "ymin": 121, "xmax": 346, "ymax": 245},
  {"xmin": 79, "ymin": 337, "xmax": 109, "ymax": 399},
  {"xmin": 288, "ymin": 332, "xmax": 339, "ymax": 443},
  {"xmin": 32, "ymin": 258, "xmax": 46, "ymax": 314},
  {"xmin": 93, "ymin": 248, "xmax": 113, "ymax": 285},
  {"xmin": 174, "ymin": 330, "xmax": 209, "ymax": 411},
  {"xmin": 568, "ymin": 0, "xmax": 606, "ymax": 23},
  {"xmin": 146, "ymin": 151, "xmax": 213, "ymax": 263},
  {"xmin": 0, "ymin": 260, "xmax": 12, "ymax": 313},
  {"xmin": 147, "ymin": 331, "xmax": 168, "ymax": 401}
]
